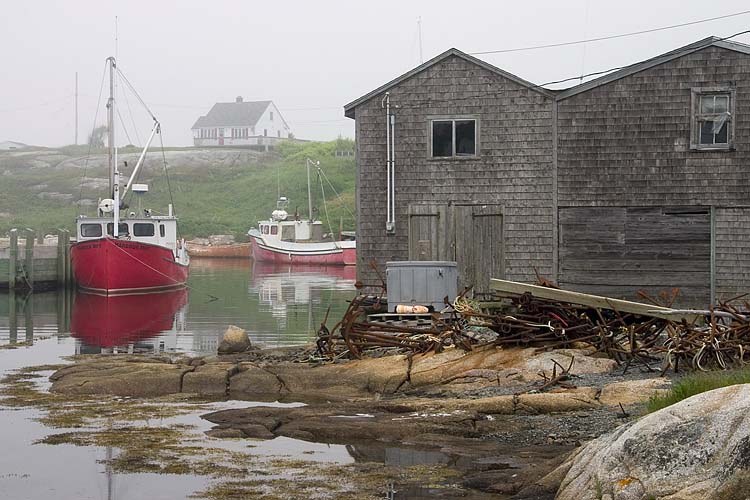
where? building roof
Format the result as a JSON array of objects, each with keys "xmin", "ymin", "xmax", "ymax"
[
  {"xmin": 556, "ymin": 37, "xmax": 750, "ymax": 100},
  {"xmin": 192, "ymin": 100, "xmax": 272, "ymax": 129},
  {"xmin": 343, "ymin": 48, "xmax": 553, "ymax": 118}
]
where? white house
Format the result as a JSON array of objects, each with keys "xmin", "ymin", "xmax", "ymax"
[{"xmin": 191, "ymin": 97, "xmax": 292, "ymax": 148}]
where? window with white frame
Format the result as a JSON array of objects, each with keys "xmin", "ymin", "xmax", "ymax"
[
  {"xmin": 431, "ymin": 118, "xmax": 477, "ymax": 157},
  {"xmin": 691, "ymin": 88, "xmax": 734, "ymax": 150}
]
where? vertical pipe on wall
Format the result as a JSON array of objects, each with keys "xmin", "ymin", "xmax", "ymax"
[
  {"xmin": 383, "ymin": 93, "xmax": 392, "ymax": 232},
  {"xmin": 390, "ymin": 113, "xmax": 396, "ymax": 232}
]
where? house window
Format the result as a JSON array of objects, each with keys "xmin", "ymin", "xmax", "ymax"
[
  {"xmin": 270, "ymin": 111, "xmax": 274, "ymax": 121},
  {"xmin": 691, "ymin": 88, "xmax": 734, "ymax": 150},
  {"xmin": 277, "ymin": 130, "xmax": 281, "ymax": 138},
  {"xmin": 264, "ymin": 129, "xmax": 268, "ymax": 137},
  {"xmin": 430, "ymin": 118, "xmax": 477, "ymax": 157}
]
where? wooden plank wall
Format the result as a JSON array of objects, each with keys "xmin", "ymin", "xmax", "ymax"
[{"xmin": 559, "ymin": 206, "xmax": 710, "ymax": 306}]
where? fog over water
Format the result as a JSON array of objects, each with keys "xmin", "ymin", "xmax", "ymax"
[{"xmin": 2, "ymin": 0, "xmax": 749, "ymax": 147}]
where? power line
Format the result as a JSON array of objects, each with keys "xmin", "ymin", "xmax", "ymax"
[
  {"xmin": 537, "ymin": 28, "xmax": 750, "ymax": 87},
  {"xmin": 470, "ymin": 9, "xmax": 750, "ymax": 55}
]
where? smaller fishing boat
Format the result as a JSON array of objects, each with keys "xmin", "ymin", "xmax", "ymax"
[{"xmin": 248, "ymin": 159, "xmax": 356, "ymax": 265}]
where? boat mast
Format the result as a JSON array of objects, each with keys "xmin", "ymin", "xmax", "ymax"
[
  {"xmin": 106, "ymin": 57, "xmax": 115, "ymax": 198},
  {"xmin": 106, "ymin": 56, "xmax": 120, "ymax": 237}
]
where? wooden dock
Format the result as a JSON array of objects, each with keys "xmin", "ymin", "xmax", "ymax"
[{"xmin": 0, "ymin": 228, "xmax": 73, "ymax": 290}]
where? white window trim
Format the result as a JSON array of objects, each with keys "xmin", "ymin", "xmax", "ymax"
[
  {"xmin": 690, "ymin": 87, "xmax": 735, "ymax": 151},
  {"xmin": 428, "ymin": 116, "xmax": 479, "ymax": 159}
]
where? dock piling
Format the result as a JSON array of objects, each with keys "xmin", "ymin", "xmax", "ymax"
[
  {"xmin": 24, "ymin": 229, "xmax": 35, "ymax": 290},
  {"xmin": 8, "ymin": 229, "xmax": 17, "ymax": 290}
]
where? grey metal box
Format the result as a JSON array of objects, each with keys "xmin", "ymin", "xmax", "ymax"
[{"xmin": 386, "ymin": 261, "xmax": 458, "ymax": 312}]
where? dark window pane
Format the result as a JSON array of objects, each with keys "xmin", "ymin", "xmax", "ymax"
[
  {"xmin": 715, "ymin": 122, "xmax": 728, "ymax": 144},
  {"xmin": 81, "ymin": 224, "xmax": 102, "ymax": 238},
  {"xmin": 106, "ymin": 223, "xmax": 129, "ymax": 236},
  {"xmin": 432, "ymin": 121, "xmax": 453, "ymax": 157},
  {"xmin": 160, "ymin": 225, "xmax": 166, "ymax": 237},
  {"xmin": 133, "ymin": 223, "xmax": 155, "ymax": 237},
  {"xmin": 700, "ymin": 121, "xmax": 714, "ymax": 144},
  {"xmin": 271, "ymin": 225, "xmax": 278, "ymax": 235},
  {"xmin": 455, "ymin": 120, "xmax": 476, "ymax": 156}
]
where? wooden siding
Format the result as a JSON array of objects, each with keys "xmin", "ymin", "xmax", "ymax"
[
  {"xmin": 557, "ymin": 46, "xmax": 750, "ymax": 302},
  {"xmin": 557, "ymin": 46, "xmax": 750, "ymax": 208},
  {"xmin": 559, "ymin": 206, "xmax": 710, "ymax": 306},
  {"xmin": 353, "ymin": 55, "xmax": 554, "ymax": 288},
  {"xmin": 715, "ymin": 207, "xmax": 750, "ymax": 301}
]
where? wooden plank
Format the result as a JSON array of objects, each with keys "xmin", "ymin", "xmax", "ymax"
[
  {"xmin": 489, "ymin": 278, "xmax": 700, "ymax": 322},
  {"xmin": 472, "ymin": 206, "xmax": 503, "ymax": 293}
]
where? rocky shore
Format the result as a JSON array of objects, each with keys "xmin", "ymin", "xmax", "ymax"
[{"xmin": 46, "ymin": 343, "xmax": 676, "ymax": 498}]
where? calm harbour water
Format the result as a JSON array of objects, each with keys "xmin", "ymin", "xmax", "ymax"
[
  {"xmin": 0, "ymin": 259, "xmax": 357, "ymax": 353},
  {"xmin": 0, "ymin": 260, "xmax": 359, "ymax": 500}
]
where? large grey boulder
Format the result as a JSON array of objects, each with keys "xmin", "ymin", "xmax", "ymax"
[
  {"xmin": 555, "ymin": 383, "xmax": 750, "ymax": 500},
  {"xmin": 217, "ymin": 325, "xmax": 251, "ymax": 354}
]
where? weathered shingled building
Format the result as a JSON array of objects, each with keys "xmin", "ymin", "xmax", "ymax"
[{"xmin": 344, "ymin": 37, "xmax": 750, "ymax": 306}]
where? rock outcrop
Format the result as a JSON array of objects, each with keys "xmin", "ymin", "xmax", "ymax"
[{"xmin": 554, "ymin": 383, "xmax": 750, "ymax": 500}]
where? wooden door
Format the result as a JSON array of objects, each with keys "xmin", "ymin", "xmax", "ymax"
[
  {"xmin": 454, "ymin": 205, "xmax": 503, "ymax": 293},
  {"xmin": 407, "ymin": 204, "xmax": 450, "ymax": 261}
]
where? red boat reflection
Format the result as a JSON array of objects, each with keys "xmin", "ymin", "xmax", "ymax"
[
  {"xmin": 251, "ymin": 261, "xmax": 357, "ymax": 282},
  {"xmin": 71, "ymin": 288, "xmax": 188, "ymax": 348}
]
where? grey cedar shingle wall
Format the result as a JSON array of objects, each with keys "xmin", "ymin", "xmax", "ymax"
[
  {"xmin": 353, "ymin": 55, "xmax": 554, "ymax": 287},
  {"xmin": 715, "ymin": 208, "xmax": 750, "ymax": 301},
  {"xmin": 557, "ymin": 46, "xmax": 750, "ymax": 207},
  {"xmin": 557, "ymin": 46, "xmax": 750, "ymax": 301}
]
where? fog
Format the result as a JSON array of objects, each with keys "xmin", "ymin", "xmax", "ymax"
[{"xmin": 2, "ymin": 0, "xmax": 749, "ymax": 147}]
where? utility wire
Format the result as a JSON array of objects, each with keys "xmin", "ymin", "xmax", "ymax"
[
  {"xmin": 537, "ymin": 28, "xmax": 750, "ymax": 88},
  {"xmin": 470, "ymin": 9, "xmax": 750, "ymax": 55}
]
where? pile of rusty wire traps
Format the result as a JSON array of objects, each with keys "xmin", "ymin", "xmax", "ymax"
[{"xmin": 316, "ymin": 280, "xmax": 750, "ymax": 373}]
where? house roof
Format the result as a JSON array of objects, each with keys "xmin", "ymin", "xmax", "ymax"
[
  {"xmin": 343, "ymin": 48, "xmax": 553, "ymax": 118},
  {"xmin": 192, "ymin": 100, "xmax": 272, "ymax": 129},
  {"xmin": 556, "ymin": 36, "xmax": 750, "ymax": 100}
]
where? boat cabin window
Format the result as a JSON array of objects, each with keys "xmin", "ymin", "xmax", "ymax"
[
  {"xmin": 281, "ymin": 224, "xmax": 295, "ymax": 241},
  {"xmin": 270, "ymin": 225, "xmax": 278, "ymax": 235},
  {"xmin": 80, "ymin": 223, "xmax": 103, "ymax": 238},
  {"xmin": 160, "ymin": 224, "xmax": 166, "ymax": 237},
  {"xmin": 133, "ymin": 223, "xmax": 155, "ymax": 237},
  {"xmin": 106, "ymin": 223, "xmax": 130, "ymax": 236},
  {"xmin": 262, "ymin": 225, "xmax": 269, "ymax": 235}
]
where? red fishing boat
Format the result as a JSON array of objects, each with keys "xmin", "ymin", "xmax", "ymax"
[
  {"xmin": 70, "ymin": 56, "xmax": 190, "ymax": 295},
  {"xmin": 248, "ymin": 159, "xmax": 356, "ymax": 266}
]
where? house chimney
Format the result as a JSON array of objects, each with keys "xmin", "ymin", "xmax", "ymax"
[{"xmin": 236, "ymin": 96, "xmax": 243, "ymax": 103}]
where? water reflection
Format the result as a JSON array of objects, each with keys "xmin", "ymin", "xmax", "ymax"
[
  {"xmin": 250, "ymin": 261, "xmax": 356, "ymax": 330},
  {"xmin": 70, "ymin": 289, "xmax": 188, "ymax": 354},
  {"xmin": 0, "ymin": 260, "xmax": 356, "ymax": 354}
]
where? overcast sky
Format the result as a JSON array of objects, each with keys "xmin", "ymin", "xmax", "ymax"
[{"xmin": 2, "ymin": 0, "xmax": 749, "ymax": 147}]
